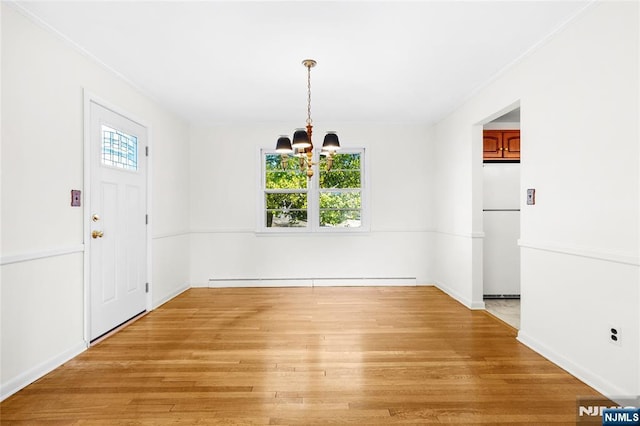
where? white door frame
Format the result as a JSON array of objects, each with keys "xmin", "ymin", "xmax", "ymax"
[{"xmin": 82, "ymin": 90, "xmax": 153, "ymax": 346}]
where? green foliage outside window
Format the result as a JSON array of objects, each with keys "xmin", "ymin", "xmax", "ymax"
[
  {"xmin": 265, "ymin": 154, "xmax": 307, "ymax": 227},
  {"xmin": 319, "ymin": 154, "xmax": 361, "ymax": 188},
  {"xmin": 265, "ymin": 155, "xmax": 307, "ymax": 190},
  {"xmin": 318, "ymin": 191, "xmax": 361, "ymax": 227},
  {"xmin": 319, "ymin": 153, "xmax": 361, "ymax": 227},
  {"xmin": 264, "ymin": 152, "xmax": 362, "ymax": 228}
]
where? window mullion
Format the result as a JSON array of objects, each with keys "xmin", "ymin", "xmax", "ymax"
[
  {"xmin": 265, "ymin": 188, "xmax": 309, "ymax": 194},
  {"xmin": 309, "ymin": 150, "xmax": 319, "ymax": 231}
]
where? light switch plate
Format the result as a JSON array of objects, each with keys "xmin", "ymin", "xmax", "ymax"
[
  {"xmin": 526, "ymin": 188, "xmax": 535, "ymax": 205},
  {"xmin": 71, "ymin": 189, "xmax": 81, "ymax": 207}
]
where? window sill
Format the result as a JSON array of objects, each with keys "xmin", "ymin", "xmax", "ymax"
[{"xmin": 255, "ymin": 226, "xmax": 370, "ymax": 236}]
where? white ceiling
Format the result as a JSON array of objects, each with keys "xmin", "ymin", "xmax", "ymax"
[{"xmin": 15, "ymin": 1, "xmax": 591, "ymax": 125}]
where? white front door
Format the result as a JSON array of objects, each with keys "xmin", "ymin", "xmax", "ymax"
[{"xmin": 89, "ymin": 101, "xmax": 148, "ymax": 341}]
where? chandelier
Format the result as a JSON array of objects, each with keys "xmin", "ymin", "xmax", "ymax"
[{"xmin": 274, "ymin": 59, "xmax": 340, "ymax": 178}]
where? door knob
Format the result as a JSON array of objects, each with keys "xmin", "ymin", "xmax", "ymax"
[{"xmin": 92, "ymin": 230, "xmax": 104, "ymax": 239}]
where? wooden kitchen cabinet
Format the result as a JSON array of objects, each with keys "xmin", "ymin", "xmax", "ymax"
[{"xmin": 483, "ymin": 130, "xmax": 520, "ymax": 161}]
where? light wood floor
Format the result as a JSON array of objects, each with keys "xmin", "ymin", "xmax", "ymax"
[{"xmin": 1, "ymin": 286, "xmax": 602, "ymax": 424}]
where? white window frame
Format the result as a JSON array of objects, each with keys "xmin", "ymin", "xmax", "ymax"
[{"xmin": 258, "ymin": 147, "xmax": 368, "ymax": 233}]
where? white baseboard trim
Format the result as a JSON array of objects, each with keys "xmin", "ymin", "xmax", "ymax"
[
  {"xmin": 1, "ymin": 341, "xmax": 87, "ymax": 402},
  {"xmin": 208, "ymin": 277, "xmax": 417, "ymax": 288},
  {"xmin": 433, "ymin": 281, "xmax": 485, "ymax": 310},
  {"xmin": 153, "ymin": 283, "xmax": 190, "ymax": 309},
  {"xmin": 312, "ymin": 277, "xmax": 416, "ymax": 287},
  {"xmin": 470, "ymin": 300, "xmax": 486, "ymax": 310},
  {"xmin": 210, "ymin": 278, "xmax": 311, "ymax": 288},
  {"xmin": 517, "ymin": 330, "xmax": 630, "ymax": 398}
]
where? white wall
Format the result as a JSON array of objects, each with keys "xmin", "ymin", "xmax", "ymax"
[
  {"xmin": 189, "ymin": 123, "xmax": 435, "ymax": 286},
  {"xmin": 432, "ymin": 117, "xmax": 485, "ymax": 307},
  {"xmin": 0, "ymin": 4, "xmax": 190, "ymax": 399},
  {"xmin": 432, "ymin": 1, "xmax": 639, "ymax": 397}
]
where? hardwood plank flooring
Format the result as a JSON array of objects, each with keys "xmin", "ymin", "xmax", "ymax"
[{"xmin": 1, "ymin": 286, "xmax": 602, "ymax": 424}]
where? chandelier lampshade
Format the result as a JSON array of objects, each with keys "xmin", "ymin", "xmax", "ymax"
[
  {"xmin": 291, "ymin": 129, "xmax": 311, "ymax": 149},
  {"xmin": 275, "ymin": 136, "xmax": 293, "ymax": 153},
  {"xmin": 322, "ymin": 132, "xmax": 340, "ymax": 152}
]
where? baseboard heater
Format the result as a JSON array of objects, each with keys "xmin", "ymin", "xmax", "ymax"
[
  {"xmin": 208, "ymin": 277, "xmax": 417, "ymax": 288},
  {"xmin": 483, "ymin": 294, "xmax": 521, "ymax": 299}
]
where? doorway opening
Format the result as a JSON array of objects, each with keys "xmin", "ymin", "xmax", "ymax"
[{"xmin": 481, "ymin": 106, "xmax": 521, "ymax": 329}]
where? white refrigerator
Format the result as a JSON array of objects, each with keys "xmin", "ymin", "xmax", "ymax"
[{"xmin": 483, "ymin": 163, "xmax": 520, "ymax": 297}]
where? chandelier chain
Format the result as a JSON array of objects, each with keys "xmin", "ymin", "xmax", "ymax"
[{"xmin": 306, "ymin": 64, "xmax": 312, "ymax": 126}]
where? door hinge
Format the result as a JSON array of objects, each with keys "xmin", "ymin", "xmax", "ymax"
[
  {"xmin": 145, "ymin": 282, "xmax": 149, "ymax": 293},
  {"xmin": 145, "ymin": 214, "xmax": 149, "ymax": 225},
  {"xmin": 145, "ymin": 146, "xmax": 149, "ymax": 157}
]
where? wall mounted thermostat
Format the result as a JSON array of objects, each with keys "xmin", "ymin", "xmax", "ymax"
[
  {"xmin": 71, "ymin": 189, "xmax": 81, "ymax": 207},
  {"xmin": 526, "ymin": 188, "xmax": 535, "ymax": 205}
]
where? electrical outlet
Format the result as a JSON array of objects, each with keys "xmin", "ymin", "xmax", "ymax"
[{"xmin": 609, "ymin": 325, "xmax": 622, "ymax": 346}]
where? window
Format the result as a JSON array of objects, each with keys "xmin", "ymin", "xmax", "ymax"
[
  {"xmin": 101, "ymin": 125, "xmax": 138, "ymax": 170},
  {"xmin": 318, "ymin": 152, "xmax": 362, "ymax": 228},
  {"xmin": 264, "ymin": 155, "xmax": 308, "ymax": 228},
  {"xmin": 261, "ymin": 148, "xmax": 365, "ymax": 232}
]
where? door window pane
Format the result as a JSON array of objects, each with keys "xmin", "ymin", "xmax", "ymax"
[{"xmin": 102, "ymin": 125, "xmax": 138, "ymax": 170}]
